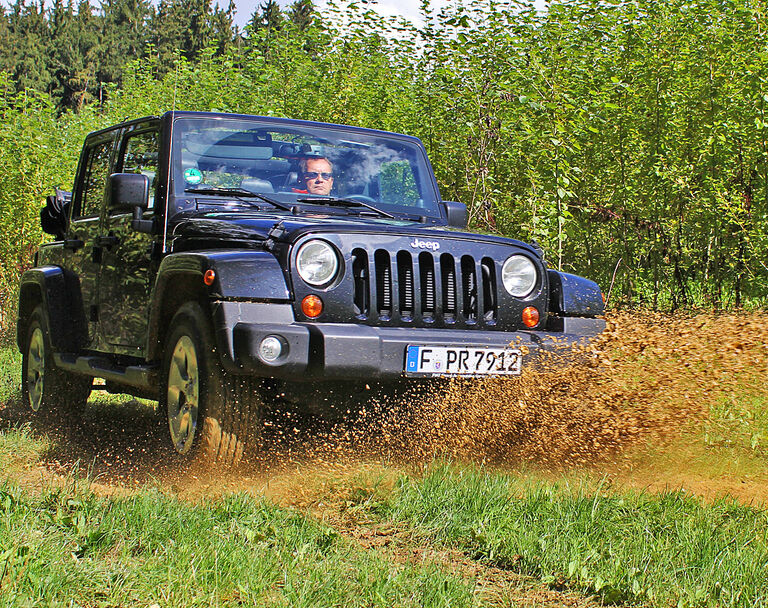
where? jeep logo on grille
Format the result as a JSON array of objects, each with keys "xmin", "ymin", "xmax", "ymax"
[{"xmin": 410, "ymin": 238, "xmax": 440, "ymax": 251}]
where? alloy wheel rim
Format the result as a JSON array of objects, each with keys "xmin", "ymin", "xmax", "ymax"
[
  {"xmin": 26, "ymin": 327, "xmax": 45, "ymax": 412},
  {"xmin": 167, "ymin": 335, "xmax": 200, "ymax": 454}
]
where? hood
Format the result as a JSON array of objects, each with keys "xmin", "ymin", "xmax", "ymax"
[{"xmin": 171, "ymin": 211, "xmax": 542, "ymax": 257}]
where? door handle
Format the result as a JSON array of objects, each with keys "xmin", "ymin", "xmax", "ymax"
[
  {"xmin": 96, "ymin": 235, "xmax": 120, "ymax": 248},
  {"xmin": 63, "ymin": 237, "xmax": 84, "ymax": 251}
]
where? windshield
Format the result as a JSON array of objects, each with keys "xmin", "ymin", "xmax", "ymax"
[{"xmin": 172, "ymin": 117, "xmax": 442, "ymax": 217}]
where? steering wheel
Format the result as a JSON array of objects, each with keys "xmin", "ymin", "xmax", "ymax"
[{"xmin": 344, "ymin": 194, "xmax": 377, "ymax": 204}]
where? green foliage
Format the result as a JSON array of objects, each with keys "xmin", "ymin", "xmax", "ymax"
[
  {"xmin": 0, "ymin": 0, "xmax": 767, "ymax": 332},
  {"xmin": 0, "ymin": 80, "xmax": 105, "ymax": 337},
  {"xmin": 385, "ymin": 463, "xmax": 768, "ymax": 607},
  {"xmin": 0, "ymin": 346, "xmax": 20, "ymax": 402},
  {"xmin": 105, "ymin": 0, "xmax": 768, "ymax": 309}
]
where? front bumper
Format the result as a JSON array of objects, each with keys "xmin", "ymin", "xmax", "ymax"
[{"xmin": 212, "ymin": 301, "xmax": 605, "ymax": 380}]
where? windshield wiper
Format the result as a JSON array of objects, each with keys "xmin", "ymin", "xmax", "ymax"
[
  {"xmin": 185, "ymin": 186, "xmax": 293, "ymax": 212},
  {"xmin": 297, "ymin": 196, "xmax": 395, "ymax": 219}
]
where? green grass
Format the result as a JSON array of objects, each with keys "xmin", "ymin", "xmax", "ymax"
[
  {"xmin": 380, "ymin": 463, "xmax": 768, "ymax": 607},
  {"xmin": 0, "ymin": 424, "xmax": 50, "ymax": 475},
  {"xmin": 1, "ymin": 343, "xmax": 156, "ymax": 411},
  {"xmin": 628, "ymin": 384, "xmax": 768, "ymax": 487},
  {"xmin": 0, "ymin": 346, "xmax": 479, "ymax": 607},
  {"xmin": 0, "ymin": 476, "xmax": 476, "ymax": 607}
]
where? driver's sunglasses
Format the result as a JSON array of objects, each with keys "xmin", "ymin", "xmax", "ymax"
[{"xmin": 304, "ymin": 171, "xmax": 333, "ymax": 180}]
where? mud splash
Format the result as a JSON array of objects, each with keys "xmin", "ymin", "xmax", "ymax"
[{"xmin": 247, "ymin": 311, "xmax": 768, "ymax": 472}]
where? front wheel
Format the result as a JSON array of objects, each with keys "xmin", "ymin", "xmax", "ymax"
[
  {"xmin": 161, "ymin": 302, "xmax": 263, "ymax": 467},
  {"xmin": 21, "ymin": 305, "xmax": 91, "ymax": 413}
]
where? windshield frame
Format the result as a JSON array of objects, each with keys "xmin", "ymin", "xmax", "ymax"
[{"xmin": 167, "ymin": 113, "xmax": 446, "ymax": 222}]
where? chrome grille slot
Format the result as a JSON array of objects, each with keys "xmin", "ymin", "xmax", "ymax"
[
  {"xmin": 419, "ymin": 252, "xmax": 436, "ymax": 319},
  {"xmin": 461, "ymin": 255, "xmax": 477, "ymax": 323},
  {"xmin": 397, "ymin": 251, "xmax": 414, "ymax": 320},
  {"xmin": 482, "ymin": 257, "xmax": 497, "ymax": 323},
  {"xmin": 352, "ymin": 248, "xmax": 369, "ymax": 318},
  {"xmin": 440, "ymin": 254, "xmax": 457, "ymax": 322},
  {"xmin": 374, "ymin": 250, "xmax": 392, "ymax": 318}
]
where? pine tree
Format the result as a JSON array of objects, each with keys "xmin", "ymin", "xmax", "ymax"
[
  {"xmin": 246, "ymin": 0, "xmax": 284, "ymax": 34},
  {"xmin": 245, "ymin": 0, "xmax": 286, "ymax": 61},
  {"xmin": 99, "ymin": 0, "xmax": 153, "ymax": 86},
  {"xmin": 0, "ymin": 6, "xmax": 12, "ymax": 79},
  {"xmin": 150, "ymin": 0, "xmax": 188, "ymax": 69},
  {"xmin": 5, "ymin": 1, "xmax": 52, "ymax": 94},
  {"xmin": 210, "ymin": 0, "xmax": 236, "ymax": 53},
  {"xmin": 288, "ymin": 0, "xmax": 313, "ymax": 31},
  {"xmin": 151, "ymin": 0, "xmax": 231, "ymax": 68}
]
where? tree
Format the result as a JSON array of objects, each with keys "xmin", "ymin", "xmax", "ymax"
[
  {"xmin": 99, "ymin": 0, "xmax": 153, "ymax": 86},
  {"xmin": 4, "ymin": 0, "xmax": 52, "ymax": 94},
  {"xmin": 288, "ymin": 0, "xmax": 314, "ymax": 30}
]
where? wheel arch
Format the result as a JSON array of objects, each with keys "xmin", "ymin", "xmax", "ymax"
[
  {"xmin": 146, "ymin": 265, "xmax": 210, "ymax": 363},
  {"xmin": 547, "ymin": 270, "xmax": 605, "ymax": 317}
]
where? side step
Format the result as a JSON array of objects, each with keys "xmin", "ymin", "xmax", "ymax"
[{"xmin": 54, "ymin": 353, "xmax": 159, "ymax": 391}]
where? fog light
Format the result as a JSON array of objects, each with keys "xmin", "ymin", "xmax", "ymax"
[
  {"xmin": 522, "ymin": 306, "xmax": 540, "ymax": 328},
  {"xmin": 302, "ymin": 294, "xmax": 323, "ymax": 318},
  {"xmin": 259, "ymin": 336, "xmax": 283, "ymax": 363}
]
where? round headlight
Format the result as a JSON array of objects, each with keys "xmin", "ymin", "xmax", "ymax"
[
  {"xmin": 501, "ymin": 255, "xmax": 537, "ymax": 297},
  {"xmin": 296, "ymin": 240, "xmax": 339, "ymax": 286}
]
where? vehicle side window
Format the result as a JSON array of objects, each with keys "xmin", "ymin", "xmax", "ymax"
[
  {"xmin": 77, "ymin": 140, "xmax": 113, "ymax": 219},
  {"xmin": 120, "ymin": 131, "xmax": 159, "ymax": 209},
  {"xmin": 77, "ymin": 141, "xmax": 112, "ymax": 217}
]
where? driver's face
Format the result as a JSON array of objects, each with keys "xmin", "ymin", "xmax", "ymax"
[{"xmin": 303, "ymin": 158, "xmax": 334, "ymax": 195}]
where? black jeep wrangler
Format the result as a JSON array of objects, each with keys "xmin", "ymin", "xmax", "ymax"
[{"xmin": 18, "ymin": 111, "xmax": 605, "ymax": 465}]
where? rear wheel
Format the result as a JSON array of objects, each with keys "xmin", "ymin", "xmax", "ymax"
[
  {"xmin": 21, "ymin": 305, "xmax": 91, "ymax": 413},
  {"xmin": 161, "ymin": 302, "xmax": 263, "ymax": 466}
]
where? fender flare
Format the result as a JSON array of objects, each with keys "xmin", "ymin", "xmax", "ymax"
[
  {"xmin": 17, "ymin": 266, "xmax": 87, "ymax": 352},
  {"xmin": 146, "ymin": 250, "xmax": 291, "ymax": 361},
  {"xmin": 547, "ymin": 270, "xmax": 604, "ymax": 317}
]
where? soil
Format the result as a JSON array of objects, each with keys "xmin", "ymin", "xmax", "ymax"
[{"xmin": 2, "ymin": 310, "xmax": 768, "ymax": 605}]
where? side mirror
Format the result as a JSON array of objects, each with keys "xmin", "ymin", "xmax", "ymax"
[
  {"xmin": 109, "ymin": 173, "xmax": 152, "ymax": 232},
  {"xmin": 443, "ymin": 200, "xmax": 468, "ymax": 229},
  {"xmin": 109, "ymin": 173, "xmax": 149, "ymax": 212}
]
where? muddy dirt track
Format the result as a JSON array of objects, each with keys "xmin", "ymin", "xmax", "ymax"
[{"xmin": 1, "ymin": 311, "xmax": 767, "ymax": 505}]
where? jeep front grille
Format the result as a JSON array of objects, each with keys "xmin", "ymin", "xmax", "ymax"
[{"xmin": 351, "ymin": 248, "xmax": 498, "ymax": 327}]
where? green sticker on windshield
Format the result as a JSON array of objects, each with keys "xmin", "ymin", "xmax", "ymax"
[{"xmin": 184, "ymin": 167, "xmax": 203, "ymax": 185}]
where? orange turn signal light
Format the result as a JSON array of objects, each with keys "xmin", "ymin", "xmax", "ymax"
[
  {"xmin": 203, "ymin": 269, "xmax": 216, "ymax": 286},
  {"xmin": 302, "ymin": 294, "xmax": 323, "ymax": 318},
  {"xmin": 522, "ymin": 306, "xmax": 539, "ymax": 328}
]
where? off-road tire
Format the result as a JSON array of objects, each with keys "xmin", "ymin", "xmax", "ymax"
[
  {"xmin": 161, "ymin": 301, "xmax": 263, "ymax": 467},
  {"xmin": 21, "ymin": 305, "xmax": 91, "ymax": 413}
]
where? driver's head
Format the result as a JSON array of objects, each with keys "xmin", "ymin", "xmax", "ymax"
[{"xmin": 300, "ymin": 157, "xmax": 334, "ymax": 196}]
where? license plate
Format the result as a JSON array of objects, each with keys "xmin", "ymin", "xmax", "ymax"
[{"xmin": 405, "ymin": 345, "xmax": 522, "ymax": 377}]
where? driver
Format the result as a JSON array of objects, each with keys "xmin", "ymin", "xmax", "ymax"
[{"xmin": 297, "ymin": 157, "xmax": 334, "ymax": 196}]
